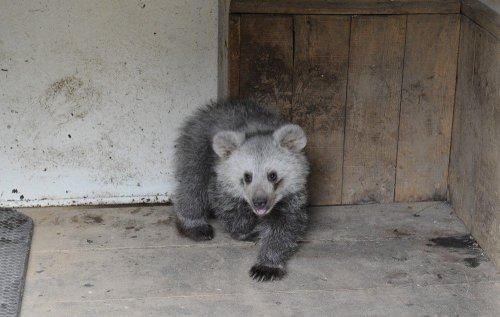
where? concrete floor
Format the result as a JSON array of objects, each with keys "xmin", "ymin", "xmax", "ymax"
[{"xmin": 19, "ymin": 202, "xmax": 500, "ymax": 316}]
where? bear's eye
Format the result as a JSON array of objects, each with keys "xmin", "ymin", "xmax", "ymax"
[
  {"xmin": 243, "ymin": 172, "xmax": 252, "ymax": 184},
  {"xmin": 267, "ymin": 171, "xmax": 277, "ymax": 182}
]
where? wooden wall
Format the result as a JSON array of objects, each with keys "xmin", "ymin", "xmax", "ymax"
[
  {"xmin": 229, "ymin": 12, "xmax": 460, "ymax": 205},
  {"xmin": 449, "ymin": 10, "xmax": 500, "ymax": 267}
]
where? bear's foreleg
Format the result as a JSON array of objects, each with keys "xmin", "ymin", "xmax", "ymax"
[
  {"xmin": 213, "ymin": 198, "xmax": 259, "ymax": 241},
  {"xmin": 250, "ymin": 193, "xmax": 308, "ymax": 281}
]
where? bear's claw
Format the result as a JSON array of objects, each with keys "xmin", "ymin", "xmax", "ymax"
[{"xmin": 249, "ymin": 264, "xmax": 285, "ymax": 282}]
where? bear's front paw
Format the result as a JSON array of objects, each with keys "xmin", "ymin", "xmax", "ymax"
[
  {"xmin": 178, "ymin": 223, "xmax": 214, "ymax": 241},
  {"xmin": 249, "ymin": 264, "xmax": 285, "ymax": 282}
]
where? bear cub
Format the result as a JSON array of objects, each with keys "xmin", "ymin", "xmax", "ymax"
[{"xmin": 174, "ymin": 100, "xmax": 309, "ymax": 281}]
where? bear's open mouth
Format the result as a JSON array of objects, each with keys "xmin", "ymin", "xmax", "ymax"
[
  {"xmin": 252, "ymin": 198, "xmax": 279, "ymax": 216},
  {"xmin": 255, "ymin": 207, "xmax": 269, "ymax": 216}
]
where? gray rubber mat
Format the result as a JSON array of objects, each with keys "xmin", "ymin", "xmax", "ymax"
[{"xmin": 0, "ymin": 208, "xmax": 33, "ymax": 317}]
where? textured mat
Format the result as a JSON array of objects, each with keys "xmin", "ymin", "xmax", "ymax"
[{"xmin": 0, "ymin": 208, "xmax": 33, "ymax": 317}]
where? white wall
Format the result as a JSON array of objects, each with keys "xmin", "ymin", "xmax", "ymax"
[{"xmin": 0, "ymin": 0, "xmax": 218, "ymax": 207}]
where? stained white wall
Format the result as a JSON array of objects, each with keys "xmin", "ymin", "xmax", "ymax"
[{"xmin": 0, "ymin": 0, "xmax": 218, "ymax": 207}]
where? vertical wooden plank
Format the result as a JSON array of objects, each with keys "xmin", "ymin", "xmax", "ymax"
[
  {"xmin": 238, "ymin": 15, "xmax": 294, "ymax": 119},
  {"xmin": 342, "ymin": 15, "xmax": 406, "ymax": 204},
  {"xmin": 293, "ymin": 16, "xmax": 350, "ymax": 205},
  {"xmin": 217, "ymin": 0, "xmax": 231, "ymax": 100},
  {"xmin": 228, "ymin": 14, "xmax": 240, "ymax": 99},
  {"xmin": 395, "ymin": 14, "xmax": 460, "ymax": 202},
  {"xmin": 450, "ymin": 16, "xmax": 500, "ymax": 268},
  {"xmin": 469, "ymin": 21, "xmax": 500, "ymax": 268}
]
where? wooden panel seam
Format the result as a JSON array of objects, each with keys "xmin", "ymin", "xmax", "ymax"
[
  {"xmin": 340, "ymin": 16, "xmax": 353, "ymax": 204},
  {"xmin": 393, "ymin": 15, "xmax": 409, "ymax": 202},
  {"xmin": 446, "ymin": 14, "xmax": 464, "ymax": 202}
]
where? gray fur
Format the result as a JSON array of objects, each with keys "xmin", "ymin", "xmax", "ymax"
[{"xmin": 174, "ymin": 100, "xmax": 310, "ymax": 281}]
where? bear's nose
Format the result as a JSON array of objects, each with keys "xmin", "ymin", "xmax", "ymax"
[{"xmin": 253, "ymin": 197, "xmax": 267, "ymax": 209}]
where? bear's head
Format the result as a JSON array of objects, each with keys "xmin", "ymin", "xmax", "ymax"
[{"xmin": 213, "ymin": 124, "xmax": 309, "ymax": 216}]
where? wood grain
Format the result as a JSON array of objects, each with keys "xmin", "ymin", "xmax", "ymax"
[
  {"xmin": 230, "ymin": 0, "xmax": 460, "ymax": 15},
  {"xmin": 292, "ymin": 16, "xmax": 350, "ymax": 205},
  {"xmin": 238, "ymin": 15, "xmax": 294, "ymax": 119},
  {"xmin": 342, "ymin": 15, "xmax": 406, "ymax": 204},
  {"xmin": 449, "ymin": 17, "xmax": 500, "ymax": 267},
  {"xmin": 395, "ymin": 14, "xmax": 460, "ymax": 202},
  {"xmin": 228, "ymin": 14, "xmax": 240, "ymax": 99}
]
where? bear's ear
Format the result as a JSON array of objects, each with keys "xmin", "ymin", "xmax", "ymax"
[
  {"xmin": 213, "ymin": 130, "xmax": 245, "ymax": 158},
  {"xmin": 273, "ymin": 124, "xmax": 307, "ymax": 152}
]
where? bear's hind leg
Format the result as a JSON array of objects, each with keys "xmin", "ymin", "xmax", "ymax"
[{"xmin": 175, "ymin": 183, "xmax": 213, "ymax": 241}]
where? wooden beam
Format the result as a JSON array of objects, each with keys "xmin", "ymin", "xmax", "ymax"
[{"xmin": 231, "ymin": 0, "xmax": 460, "ymax": 15}]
